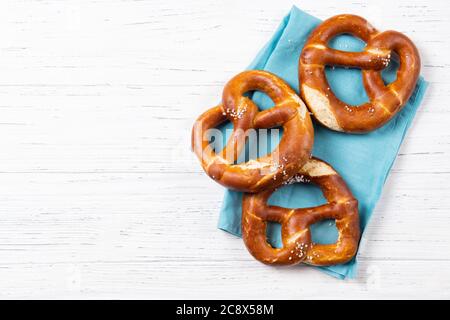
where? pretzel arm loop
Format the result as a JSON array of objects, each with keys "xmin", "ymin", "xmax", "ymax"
[
  {"xmin": 253, "ymin": 103, "xmax": 299, "ymax": 128},
  {"xmin": 302, "ymin": 46, "xmax": 389, "ymax": 70},
  {"xmin": 258, "ymin": 205, "xmax": 291, "ymax": 223},
  {"xmin": 220, "ymin": 101, "xmax": 259, "ymax": 163},
  {"xmin": 290, "ymin": 202, "xmax": 343, "ymax": 225}
]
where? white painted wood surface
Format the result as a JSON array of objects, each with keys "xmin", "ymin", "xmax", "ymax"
[{"xmin": 0, "ymin": 0, "xmax": 448, "ymax": 299}]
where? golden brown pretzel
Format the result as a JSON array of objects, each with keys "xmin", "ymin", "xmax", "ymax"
[
  {"xmin": 242, "ymin": 158, "xmax": 360, "ymax": 266},
  {"xmin": 299, "ymin": 14, "xmax": 421, "ymax": 133},
  {"xmin": 192, "ymin": 70, "xmax": 314, "ymax": 193}
]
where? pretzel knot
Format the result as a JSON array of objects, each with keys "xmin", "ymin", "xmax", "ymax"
[
  {"xmin": 192, "ymin": 70, "xmax": 314, "ymax": 193},
  {"xmin": 299, "ymin": 14, "xmax": 421, "ymax": 133},
  {"xmin": 242, "ymin": 158, "xmax": 360, "ymax": 266}
]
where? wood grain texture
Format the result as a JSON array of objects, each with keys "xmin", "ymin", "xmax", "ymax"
[{"xmin": 0, "ymin": 0, "xmax": 448, "ymax": 299}]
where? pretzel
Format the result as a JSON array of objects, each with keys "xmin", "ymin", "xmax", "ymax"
[
  {"xmin": 242, "ymin": 158, "xmax": 360, "ymax": 266},
  {"xmin": 299, "ymin": 14, "xmax": 421, "ymax": 133},
  {"xmin": 192, "ymin": 70, "xmax": 314, "ymax": 193}
]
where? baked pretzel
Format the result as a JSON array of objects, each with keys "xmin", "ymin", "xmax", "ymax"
[
  {"xmin": 299, "ymin": 14, "xmax": 421, "ymax": 133},
  {"xmin": 192, "ymin": 70, "xmax": 314, "ymax": 193},
  {"xmin": 242, "ymin": 158, "xmax": 360, "ymax": 266}
]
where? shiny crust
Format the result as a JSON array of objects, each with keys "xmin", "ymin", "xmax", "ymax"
[
  {"xmin": 192, "ymin": 70, "xmax": 314, "ymax": 193},
  {"xmin": 242, "ymin": 158, "xmax": 360, "ymax": 266},
  {"xmin": 299, "ymin": 14, "xmax": 421, "ymax": 133}
]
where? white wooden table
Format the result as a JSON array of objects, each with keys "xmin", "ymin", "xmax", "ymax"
[{"xmin": 0, "ymin": 0, "xmax": 448, "ymax": 299}]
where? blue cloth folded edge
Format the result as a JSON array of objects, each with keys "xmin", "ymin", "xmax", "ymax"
[{"xmin": 217, "ymin": 5, "xmax": 429, "ymax": 279}]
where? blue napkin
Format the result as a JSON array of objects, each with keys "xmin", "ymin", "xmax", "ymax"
[{"xmin": 217, "ymin": 6, "xmax": 428, "ymax": 279}]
